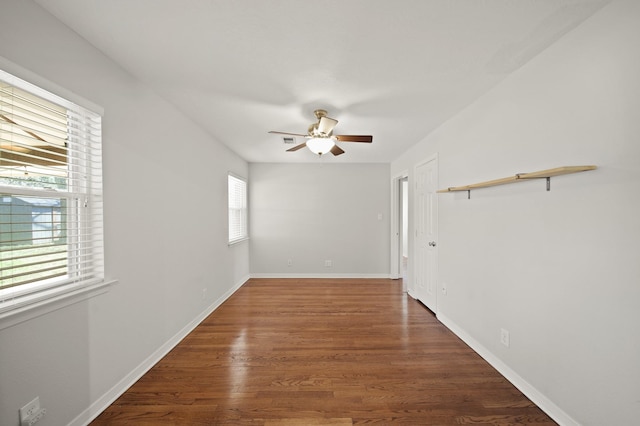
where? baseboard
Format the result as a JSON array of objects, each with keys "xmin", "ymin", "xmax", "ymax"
[
  {"xmin": 437, "ymin": 313, "xmax": 578, "ymax": 426},
  {"xmin": 250, "ymin": 273, "xmax": 392, "ymax": 279},
  {"xmin": 68, "ymin": 275, "xmax": 249, "ymax": 426}
]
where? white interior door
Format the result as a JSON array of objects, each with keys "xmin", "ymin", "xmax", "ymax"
[{"xmin": 414, "ymin": 156, "xmax": 438, "ymax": 312}]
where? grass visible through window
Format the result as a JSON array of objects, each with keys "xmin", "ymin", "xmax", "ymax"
[{"xmin": 0, "ymin": 243, "xmax": 68, "ymax": 289}]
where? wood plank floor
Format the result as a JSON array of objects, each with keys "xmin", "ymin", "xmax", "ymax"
[{"xmin": 91, "ymin": 278, "xmax": 556, "ymax": 425}]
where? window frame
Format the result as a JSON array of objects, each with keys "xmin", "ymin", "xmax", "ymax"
[
  {"xmin": 228, "ymin": 172, "xmax": 248, "ymax": 245},
  {"xmin": 0, "ymin": 59, "xmax": 112, "ymax": 328}
]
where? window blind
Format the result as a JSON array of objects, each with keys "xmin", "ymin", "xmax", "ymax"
[
  {"xmin": 228, "ymin": 174, "xmax": 247, "ymax": 244},
  {"xmin": 0, "ymin": 70, "xmax": 103, "ymax": 305}
]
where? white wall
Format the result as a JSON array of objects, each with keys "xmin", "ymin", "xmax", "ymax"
[
  {"xmin": 250, "ymin": 163, "xmax": 390, "ymax": 276},
  {"xmin": 0, "ymin": 1, "xmax": 249, "ymax": 425},
  {"xmin": 392, "ymin": 1, "xmax": 640, "ymax": 424}
]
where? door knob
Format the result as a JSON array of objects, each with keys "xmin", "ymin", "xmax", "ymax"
[{"xmin": 429, "ymin": 241, "xmax": 437, "ymax": 247}]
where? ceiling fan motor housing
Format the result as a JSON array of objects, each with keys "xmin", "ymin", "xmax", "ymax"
[{"xmin": 314, "ymin": 109, "xmax": 328, "ymax": 119}]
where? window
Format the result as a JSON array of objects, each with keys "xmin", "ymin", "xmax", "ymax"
[
  {"xmin": 0, "ymin": 68, "xmax": 104, "ymax": 317},
  {"xmin": 228, "ymin": 173, "xmax": 247, "ymax": 244}
]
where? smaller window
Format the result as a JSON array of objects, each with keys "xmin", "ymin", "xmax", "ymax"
[{"xmin": 228, "ymin": 173, "xmax": 247, "ymax": 244}]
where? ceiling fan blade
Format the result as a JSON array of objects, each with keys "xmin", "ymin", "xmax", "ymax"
[
  {"xmin": 317, "ymin": 116, "xmax": 338, "ymax": 135},
  {"xmin": 334, "ymin": 135, "xmax": 373, "ymax": 143},
  {"xmin": 269, "ymin": 131, "xmax": 308, "ymax": 137},
  {"xmin": 330, "ymin": 145, "xmax": 345, "ymax": 156},
  {"xmin": 286, "ymin": 142, "xmax": 307, "ymax": 152}
]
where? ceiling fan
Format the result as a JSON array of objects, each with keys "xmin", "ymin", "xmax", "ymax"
[{"xmin": 269, "ymin": 109, "xmax": 372, "ymax": 156}]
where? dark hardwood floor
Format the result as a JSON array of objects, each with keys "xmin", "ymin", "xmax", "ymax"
[{"xmin": 91, "ymin": 278, "xmax": 556, "ymax": 425}]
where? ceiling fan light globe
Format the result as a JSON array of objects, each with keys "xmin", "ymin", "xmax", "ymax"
[{"xmin": 306, "ymin": 137, "xmax": 335, "ymax": 156}]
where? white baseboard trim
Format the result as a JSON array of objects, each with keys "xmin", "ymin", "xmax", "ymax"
[
  {"xmin": 68, "ymin": 275, "xmax": 249, "ymax": 426},
  {"xmin": 437, "ymin": 313, "xmax": 578, "ymax": 426},
  {"xmin": 250, "ymin": 273, "xmax": 392, "ymax": 279}
]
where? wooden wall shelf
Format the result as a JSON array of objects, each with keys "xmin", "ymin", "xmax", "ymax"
[{"xmin": 437, "ymin": 165, "xmax": 597, "ymax": 198}]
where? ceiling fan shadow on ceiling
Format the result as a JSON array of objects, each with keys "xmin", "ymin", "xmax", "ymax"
[{"xmin": 269, "ymin": 109, "xmax": 372, "ymax": 156}]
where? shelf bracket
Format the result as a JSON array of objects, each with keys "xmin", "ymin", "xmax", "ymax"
[
  {"xmin": 467, "ymin": 190, "xmax": 471, "ymax": 199},
  {"xmin": 516, "ymin": 174, "xmax": 552, "ymax": 191}
]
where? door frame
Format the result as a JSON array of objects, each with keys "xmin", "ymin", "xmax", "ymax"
[{"xmin": 390, "ymin": 171, "xmax": 409, "ymax": 290}]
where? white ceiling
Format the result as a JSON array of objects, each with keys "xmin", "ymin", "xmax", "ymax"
[{"xmin": 35, "ymin": 0, "xmax": 609, "ymax": 163}]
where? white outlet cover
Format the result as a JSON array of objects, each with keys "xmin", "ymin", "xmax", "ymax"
[
  {"xmin": 500, "ymin": 328, "xmax": 510, "ymax": 347},
  {"xmin": 20, "ymin": 397, "xmax": 40, "ymax": 421}
]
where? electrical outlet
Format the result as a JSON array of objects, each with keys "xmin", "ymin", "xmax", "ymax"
[
  {"xmin": 20, "ymin": 397, "xmax": 46, "ymax": 426},
  {"xmin": 202, "ymin": 288, "xmax": 207, "ymax": 300},
  {"xmin": 325, "ymin": 260, "xmax": 332, "ymax": 267},
  {"xmin": 20, "ymin": 397, "xmax": 40, "ymax": 420},
  {"xmin": 287, "ymin": 259, "xmax": 292, "ymax": 267},
  {"xmin": 500, "ymin": 328, "xmax": 510, "ymax": 347}
]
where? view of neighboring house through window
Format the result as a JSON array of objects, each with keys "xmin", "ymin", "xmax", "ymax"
[
  {"xmin": 0, "ymin": 68, "xmax": 103, "ymax": 312},
  {"xmin": 228, "ymin": 173, "xmax": 247, "ymax": 244}
]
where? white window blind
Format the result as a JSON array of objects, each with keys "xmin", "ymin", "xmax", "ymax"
[
  {"xmin": 228, "ymin": 173, "xmax": 247, "ymax": 244},
  {"xmin": 0, "ymin": 68, "xmax": 104, "ymax": 314}
]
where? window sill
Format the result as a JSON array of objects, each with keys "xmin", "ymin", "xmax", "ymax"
[
  {"xmin": 0, "ymin": 279, "xmax": 117, "ymax": 330},
  {"xmin": 228, "ymin": 237, "xmax": 249, "ymax": 246}
]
